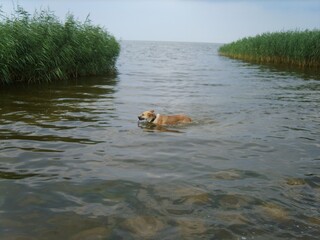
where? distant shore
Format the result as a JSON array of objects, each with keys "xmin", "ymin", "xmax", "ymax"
[
  {"xmin": 218, "ymin": 30, "xmax": 320, "ymax": 69},
  {"xmin": 0, "ymin": 7, "xmax": 120, "ymax": 85}
]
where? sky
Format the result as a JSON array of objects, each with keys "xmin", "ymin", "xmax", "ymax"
[{"xmin": 1, "ymin": 0, "xmax": 319, "ymax": 43}]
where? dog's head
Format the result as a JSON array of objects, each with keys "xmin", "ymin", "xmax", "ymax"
[{"xmin": 138, "ymin": 110, "xmax": 156, "ymax": 122}]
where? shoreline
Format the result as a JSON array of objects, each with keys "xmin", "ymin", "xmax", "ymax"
[{"xmin": 218, "ymin": 30, "xmax": 320, "ymax": 69}]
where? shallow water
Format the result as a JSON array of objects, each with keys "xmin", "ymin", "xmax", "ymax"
[{"xmin": 0, "ymin": 41, "xmax": 319, "ymax": 239}]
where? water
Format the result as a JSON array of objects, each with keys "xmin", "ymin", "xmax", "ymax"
[{"xmin": 1, "ymin": 41, "xmax": 320, "ymax": 239}]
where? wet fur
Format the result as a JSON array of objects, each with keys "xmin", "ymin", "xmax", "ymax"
[{"xmin": 138, "ymin": 110, "xmax": 192, "ymax": 125}]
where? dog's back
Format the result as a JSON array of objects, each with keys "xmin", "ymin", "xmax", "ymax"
[{"xmin": 155, "ymin": 114, "xmax": 192, "ymax": 125}]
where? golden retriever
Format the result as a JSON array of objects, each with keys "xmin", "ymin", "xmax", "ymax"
[{"xmin": 138, "ymin": 110, "xmax": 192, "ymax": 125}]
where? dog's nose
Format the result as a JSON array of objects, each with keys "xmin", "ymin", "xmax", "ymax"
[{"xmin": 138, "ymin": 116, "xmax": 143, "ymax": 120}]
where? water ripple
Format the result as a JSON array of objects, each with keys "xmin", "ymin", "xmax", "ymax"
[{"xmin": 0, "ymin": 41, "xmax": 319, "ymax": 239}]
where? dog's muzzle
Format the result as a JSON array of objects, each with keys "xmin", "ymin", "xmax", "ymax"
[{"xmin": 138, "ymin": 116, "xmax": 144, "ymax": 121}]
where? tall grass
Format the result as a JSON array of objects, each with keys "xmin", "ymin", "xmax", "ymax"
[
  {"xmin": 219, "ymin": 30, "xmax": 320, "ymax": 68},
  {"xmin": 0, "ymin": 6, "xmax": 120, "ymax": 84}
]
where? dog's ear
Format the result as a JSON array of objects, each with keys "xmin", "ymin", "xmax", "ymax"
[{"xmin": 150, "ymin": 110, "xmax": 155, "ymax": 113}]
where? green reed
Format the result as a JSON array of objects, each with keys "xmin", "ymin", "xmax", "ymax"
[
  {"xmin": 0, "ymin": 6, "xmax": 120, "ymax": 84},
  {"xmin": 219, "ymin": 30, "xmax": 320, "ymax": 68}
]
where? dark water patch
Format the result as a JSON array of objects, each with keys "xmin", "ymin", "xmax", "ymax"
[
  {"xmin": 1, "ymin": 135, "xmax": 100, "ymax": 144},
  {"xmin": 0, "ymin": 170, "xmax": 41, "ymax": 180},
  {"xmin": 257, "ymin": 63, "xmax": 320, "ymax": 81}
]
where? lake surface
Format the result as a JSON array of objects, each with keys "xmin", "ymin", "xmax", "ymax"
[{"xmin": 0, "ymin": 41, "xmax": 319, "ymax": 239}]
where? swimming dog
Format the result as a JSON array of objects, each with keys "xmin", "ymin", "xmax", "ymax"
[{"xmin": 138, "ymin": 110, "xmax": 192, "ymax": 125}]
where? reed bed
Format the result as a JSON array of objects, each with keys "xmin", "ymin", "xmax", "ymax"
[
  {"xmin": 0, "ymin": 7, "xmax": 120, "ymax": 84},
  {"xmin": 219, "ymin": 30, "xmax": 320, "ymax": 68}
]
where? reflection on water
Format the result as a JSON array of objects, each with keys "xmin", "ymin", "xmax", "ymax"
[
  {"xmin": 137, "ymin": 121, "xmax": 185, "ymax": 133},
  {"xmin": 0, "ymin": 41, "xmax": 320, "ymax": 239}
]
